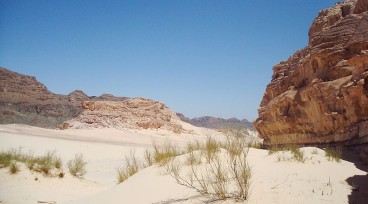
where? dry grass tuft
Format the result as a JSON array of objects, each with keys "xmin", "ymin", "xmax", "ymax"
[
  {"xmin": 164, "ymin": 132, "xmax": 251, "ymax": 201},
  {"xmin": 117, "ymin": 150, "xmax": 140, "ymax": 183},
  {"xmin": 0, "ymin": 148, "xmax": 65, "ymax": 177},
  {"xmin": 67, "ymin": 154, "xmax": 87, "ymax": 177},
  {"xmin": 9, "ymin": 161, "xmax": 20, "ymax": 174},
  {"xmin": 325, "ymin": 146, "xmax": 342, "ymax": 162},
  {"xmin": 152, "ymin": 140, "xmax": 181, "ymax": 165}
]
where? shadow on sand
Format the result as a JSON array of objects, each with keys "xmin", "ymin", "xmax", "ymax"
[{"xmin": 342, "ymin": 147, "xmax": 368, "ymax": 204}]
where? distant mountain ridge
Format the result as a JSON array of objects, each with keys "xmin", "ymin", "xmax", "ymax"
[
  {"xmin": 0, "ymin": 67, "xmax": 253, "ymax": 130},
  {"xmin": 176, "ymin": 113, "xmax": 254, "ymax": 130}
]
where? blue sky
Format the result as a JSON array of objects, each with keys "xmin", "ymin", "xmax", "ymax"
[{"xmin": 0, "ymin": 0, "xmax": 340, "ymax": 120}]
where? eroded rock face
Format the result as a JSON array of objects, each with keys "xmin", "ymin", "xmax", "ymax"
[
  {"xmin": 60, "ymin": 98, "xmax": 186, "ymax": 133},
  {"xmin": 254, "ymin": 0, "xmax": 368, "ymax": 145},
  {"xmin": 0, "ymin": 67, "xmax": 128, "ymax": 128}
]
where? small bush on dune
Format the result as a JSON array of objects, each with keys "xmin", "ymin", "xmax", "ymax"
[
  {"xmin": 325, "ymin": 146, "xmax": 342, "ymax": 162},
  {"xmin": 152, "ymin": 140, "xmax": 181, "ymax": 165},
  {"xmin": 164, "ymin": 133, "xmax": 252, "ymax": 201},
  {"xmin": 185, "ymin": 151, "xmax": 202, "ymax": 166},
  {"xmin": 0, "ymin": 148, "xmax": 65, "ymax": 177},
  {"xmin": 290, "ymin": 147, "xmax": 306, "ymax": 163},
  {"xmin": 203, "ymin": 136, "xmax": 220, "ymax": 163},
  {"xmin": 117, "ymin": 150, "xmax": 140, "ymax": 184},
  {"xmin": 9, "ymin": 161, "xmax": 20, "ymax": 174},
  {"xmin": 144, "ymin": 149, "xmax": 153, "ymax": 167},
  {"xmin": 268, "ymin": 145, "xmax": 282, "ymax": 155},
  {"xmin": 0, "ymin": 151, "xmax": 12, "ymax": 168},
  {"xmin": 67, "ymin": 154, "xmax": 87, "ymax": 177},
  {"xmin": 186, "ymin": 139, "xmax": 202, "ymax": 153}
]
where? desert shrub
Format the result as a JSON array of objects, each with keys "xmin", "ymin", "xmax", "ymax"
[
  {"xmin": 0, "ymin": 148, "xmax": 65, "ymax": 177},
  {"xmin": 152, "ymin": 140, "xmax": 181, "ymax": 165},
  {"xmin": 54, "ymin": 156, "xmax": 62, "ymax": 169},
  {"xmin": 186, "ymin": 139, "xmax": 202, "ymax": 153},
  {"xmin": 185, "ymin": 151, "xmax": 202, "ymax": 166},
  {"xmin": 228, "ymin": 150, "xmax": 251, "ymax": 200},
  {"xmin": 165, "ymin": 140, "xmax": 251, "ymax": 201},
  {"xmin": 268, "ymin": 145, "xmax": 282, "ymax": 155},
  {"xmin": 9, "ymin": 161, "xmax": 20, "ymax": 174},
  {"xmin": 0, "ymin": 151, "xmax": 12, "ymax": 168},
  {"xmin": 325, "ymin": 146, "xmax": 342, "ymax": 162},
  {"xmin": 67, "ymin": 154, "xmax": 87, "ymax": 177},
  {"xmin": 203, "ymin": 136, "xmax": 219, "ymax": 162},
  {"xmin": 144, "ymin": 149, "xmax": 153, "ymax": 167},
  {"xmin": 208, "ymin": 157, "xmax": 229, "ymax": 199},
  {"xmin": 290, "ymin": 147, "xmax": 306, "ymax": 163},
  {"xmin": 117, "ymin": 150, "xmax": 140, "ymax": 183},
  {"xmin": 31, "ymin": 151, "xmax": 59, "ymax": 175}
]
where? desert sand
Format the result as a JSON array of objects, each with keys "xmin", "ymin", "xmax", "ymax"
[{"xmin": 0, "ymin": 124, "xmax": 366, "ymax": 204}]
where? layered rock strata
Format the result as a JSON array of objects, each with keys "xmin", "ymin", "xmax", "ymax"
[
  {"xmin": 254, "ymin": 0, "xmax": 368, "ymax": 145},
  {"xmin": 60, "ymin": 98, "xmax": 185, "ymax": 133}
]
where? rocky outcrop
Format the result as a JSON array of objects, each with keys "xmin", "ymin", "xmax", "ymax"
[
  {"xmin": 0, "ymin": 67, "xmax": 128, "ymax": 128},
  {"xmin": 60, "ymin": 98, "xmax": 185, "ymax": 133},
  {"xmin": 254, "ymin": 0, "xmax": 368, "ymax": 146}
]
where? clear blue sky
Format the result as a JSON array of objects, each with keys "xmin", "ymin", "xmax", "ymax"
[{"xmin": 0, "ymin": 0, "xmax": 340, "ymax": 120}]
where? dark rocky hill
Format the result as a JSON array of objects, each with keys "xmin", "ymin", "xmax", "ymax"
[{"xmin": 0, "ymin": 67, "xmax": 128, "ymax": 128}]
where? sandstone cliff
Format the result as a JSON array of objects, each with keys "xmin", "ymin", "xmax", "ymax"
[
  {"xmin": 254, "ymin": 0, "xmax": 368, "ymax": 145},
  {"xmin": 60, "ymin": 98, "xmax": 186, "ymax": 133},
  {"xmin": 0, "ymin": 67, "xmax": 128, "ymax": 128}
]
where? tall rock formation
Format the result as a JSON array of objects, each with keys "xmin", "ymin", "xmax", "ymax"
[
  {"xmin": 0, "ymin": 67, "xmax": 128, "ymax": 128},
  {"xmin": 254, "ymin": 0, "xmax": 368, "ymax": 145}
]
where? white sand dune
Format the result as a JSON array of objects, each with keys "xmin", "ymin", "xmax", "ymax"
[{"xmin": 0, "ymin": 124, "xmax": 366, "ymax": 204}]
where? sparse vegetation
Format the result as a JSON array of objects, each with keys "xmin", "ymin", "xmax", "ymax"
[
  {"xmin": 117, "ymin": 150, "xmax": 140, "ymax": 183},
  {"xmin": 9, "ymin": 161, "xmax": 20, "ymax": 174},
  {"xmin": 115, "ymin": 131, "xmax": 253, "ymax": 201},
  {"xmin": 164, "ymin": 134, "xmax": 251, "ymax": 201},
  {"xmin": 67, "ymin": 154, "xmax": 87, "ymax": 177},
  {"xmin": 325, "ymin": 146, "xmax": 342, "ymax": 162},
  {"xmin": 312, "ymin": 148, "xmax": 319, "ymax": 155},
  {"xmin": 185, "ymin": 151, "xmax": 202, "ymax": 166},
  {"xmin": 289, "ymin": 146, "xmax": 306, "ymax": 163},
  {"xmin": 203, "ymin": 136, "xmax": 220, "ymax": 162},
  {"xmin": 152, "ymin": 140, "xmax": 181, "ymax": 165},
  {"xmin": 144, "ymin": 149, "xmax": 153, "ymax": 167},
  {"xmin": 268, "ymin": 144, "xmax": 306, "ymax": 163},
  {"xmin": 268, "ymin": 145, "xmax": 282, "ymax": 155},
  {"xmin": 0, "ymin": 148, "xmax": 65, "ymax": 177},
  {"xmin": 185, "ymin": 139, "xmax": 202, "ymax": 153}
]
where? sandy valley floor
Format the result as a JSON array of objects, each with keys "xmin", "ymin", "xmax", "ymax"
[{"xmin": 0, "ymin": 124, "xmax": 367, "ymax": 204}]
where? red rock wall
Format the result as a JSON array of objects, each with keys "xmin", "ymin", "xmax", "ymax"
[{"xmin": 254, "ymin": 0, "xmax": 368, "ymax": 145}]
